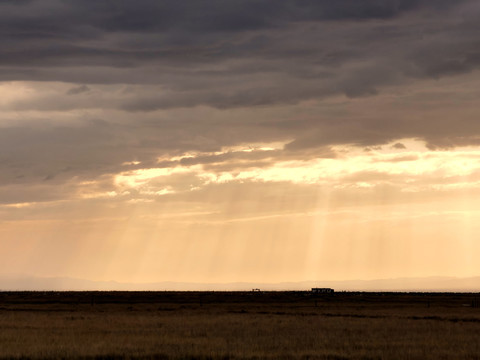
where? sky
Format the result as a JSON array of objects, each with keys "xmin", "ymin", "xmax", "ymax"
[{"xmin": 1, "ymin": 0, "xmax": 480, "ymax": 287}]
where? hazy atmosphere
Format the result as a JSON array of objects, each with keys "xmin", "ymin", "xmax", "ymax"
[{"xmin": 2, "ymin": 0, "xmax": 480, "ymax": 289}]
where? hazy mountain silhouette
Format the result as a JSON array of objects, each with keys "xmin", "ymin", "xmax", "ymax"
[{"xmin": 0, "ymin": 275, "xmax": 479, "ymax": 292}]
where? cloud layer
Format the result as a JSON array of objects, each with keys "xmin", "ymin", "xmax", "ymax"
[{"xmin": 1, "ymin": 0, "xmax": 480, "ymax": 224}]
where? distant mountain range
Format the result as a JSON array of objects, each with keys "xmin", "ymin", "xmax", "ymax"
[{"xmin": 0, "ymin": 275, "xmax": 479, "ymax": 292}]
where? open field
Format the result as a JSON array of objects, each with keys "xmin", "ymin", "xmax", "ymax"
[{"xmin": 0, "ymin": 291, "xmax": 479, "ymax": 359}]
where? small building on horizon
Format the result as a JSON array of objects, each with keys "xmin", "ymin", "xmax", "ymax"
[{"xmin": 311, "ymin": 288, "xmax": 334, "ymax": 294}]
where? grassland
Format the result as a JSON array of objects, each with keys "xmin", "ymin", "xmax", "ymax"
[{"xmin": 0, "ymin": 291, "xmax": 479, "ymax": 359}]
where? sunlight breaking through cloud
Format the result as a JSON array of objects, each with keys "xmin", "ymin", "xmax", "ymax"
[{"xmin": 109, "ymin": 139, "xmax": 480, "ymax": 202}]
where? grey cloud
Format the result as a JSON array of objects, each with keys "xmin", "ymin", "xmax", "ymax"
[
  {"xmin": 1, "ymin": 1, "xmax": 477, "ymax": 114},
  {"xmin": 0, "ymin": 110, "xmax": 279, "ymax": 187},
  {"xmin": 0, "ymin": 0, "xmax": 433, "ymax": 38},
  {"xmin": 0, "ymin": 121, "xmax": 145, "ymax": 187},
  {"xmin": 66, "ymin": 85, "xmax": 90, "ymax": 95},
  {"xmin": 0, "ymin": 1, "xmax": 475, "ymax": 78}
]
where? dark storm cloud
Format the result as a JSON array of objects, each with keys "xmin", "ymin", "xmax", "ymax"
[
  {"xmin": 1, "ymin": 0, "xmax": 478, "ymax": 115},
  {"xmin": 0, "ymin": 0, "xmax": 428, "ymax": 39},
  {"xmin": 0, "ymin": 0, "xmax": 473, "ymax": 71}
]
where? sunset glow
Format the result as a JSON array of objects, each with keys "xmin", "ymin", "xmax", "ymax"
[{"xmin": 1, "ymin": 0, "xmax": 480, "ymax": 290}]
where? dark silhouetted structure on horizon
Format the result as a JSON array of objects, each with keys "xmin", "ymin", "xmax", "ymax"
[{"xmin": 312, "ymin": 288, "xmax": 334, "ymax": 294}]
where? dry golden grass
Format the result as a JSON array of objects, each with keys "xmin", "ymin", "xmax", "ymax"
[{"xmin": 0, "ymin": 292, "xmax": 479, "ymax": 359}]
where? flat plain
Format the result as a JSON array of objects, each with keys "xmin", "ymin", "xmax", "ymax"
[{"xmin": 0, "ymin": 291, "xmax": 479, "ymax": 359}]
